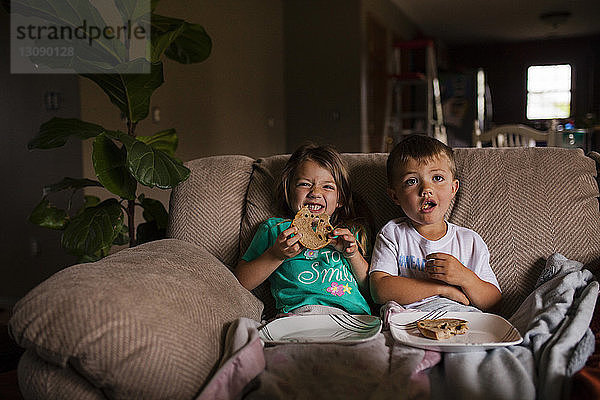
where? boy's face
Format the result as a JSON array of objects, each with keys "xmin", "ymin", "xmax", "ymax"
[{"xmin": 387, "ymin": 155, "xmax": 459, "ymax": 237}]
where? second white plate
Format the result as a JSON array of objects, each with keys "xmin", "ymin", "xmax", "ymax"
[
  {"xmin": 258, "ymin": 314, "xmax": 382, "ymax": 344},
  {"xmin": 389, "ymin": 311, "xmax": 522, "ymax": 352}
]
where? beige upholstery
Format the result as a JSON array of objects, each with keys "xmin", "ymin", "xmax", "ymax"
[
  {"xmin": 168, "ymin": 155, "xmax": 256, "ymax": 267},
  {"xmin": 9, "ymin": 240, "xmax": 263, "ymax": 399},
  {"xmin": 9, "ymin": 147, "xmax": 600, "ymax": 399},
  {"xmin": 474, "ymin": 124, "xmax": 556, "ymax": 147}
]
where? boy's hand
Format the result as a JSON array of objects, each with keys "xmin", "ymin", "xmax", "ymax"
[
  {"xmin": 425, "ymin": 253, "xmax": 474, "ymax": 287},
  {"xmin": 329, "ymin": 228, "xmax": 359, "ymax": 259},
  {"xmin": 269, "ymin": 226, "xmax": 302, "ymax": 260}
]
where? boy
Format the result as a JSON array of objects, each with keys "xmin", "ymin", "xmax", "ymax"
[{"xmin": 369, "ymin": 135, "xmax": 501, "ymax": 310}]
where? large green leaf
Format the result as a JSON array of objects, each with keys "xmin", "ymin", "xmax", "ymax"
[
  {"xmin": 43, "ymin": 177, "xmax": 102, "ymax": 195},
  {"xmin": 29, "ymin": 197, "xmax": 68, "ymax": 230},
  {"xmin": 82, "ymin": 195, "xmax": 101, "ymax": 210},
  {"xmin": 150, "ymin": 14, "xmax": 211, "ymax": 64},
  {"xmin": 110, "ymin": 131, "xmax": 189, "ymax": 188},
  {"xmin": 61, "ymin": 198, "xmax": 124, "ymax": 257},
  {"xmin": 92, "ymin": 134, "xmax": 137, "ymax": 199},
  {"xmin": 164, "ymin": 22, "xmax": 211, "ymax": 64},
  {"xmin": 137, "ymin": 192, "xmax": 168, "ymax": 244},
  {"xmin": 127, "ymin": 141, "xmax": 189, "ymax": 188},
  {"xmin": 112, "ymin": 224, "xmax": 130, "ymax": 245},
  {"xmin": 139, "ymin": 194, "xmax": 168, "ymax": 229},
  {"xmin": 81, "ymin": 61, "xmax": 163, "ymax": 123},
  {"xmin": 28, "ymin": 118, "xmax": 105, "ymax": 149},
  {"xmin": 149, "ymin": 15, "xmax": 186, "ymax": 62},
  {"xmin": 136, "ymin": 128, "xmax": 178, "ymax": 156},
  {"xmin": 136, "ymin": 220, "xmax": 165, "ymax": 245}
]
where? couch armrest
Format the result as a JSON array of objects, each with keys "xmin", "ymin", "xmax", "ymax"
[{"xmin": 9, "ymin": 239, "xmax": 263, "ymax": 400}]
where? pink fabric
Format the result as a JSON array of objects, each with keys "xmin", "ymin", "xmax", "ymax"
[
  {"xmin": 197, "ymin": 318, "xmax": 265, "ymax": 400},
  {"xmin": 382, "ymin": 301, "xmax": 442, "ymax": 399},
  {"xmin": 408, "ymin": 351, "xmax": 441, "ymax": 399}
]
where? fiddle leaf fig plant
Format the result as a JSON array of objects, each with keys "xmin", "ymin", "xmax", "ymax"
[{"xmin": 18, "ymin": 0, "xmax": 212, "ymax": 262}]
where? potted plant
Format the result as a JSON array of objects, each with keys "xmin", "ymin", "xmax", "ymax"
[{"xmin": 11, "ymin": 0, "xmax": 212, "ymax": 262}]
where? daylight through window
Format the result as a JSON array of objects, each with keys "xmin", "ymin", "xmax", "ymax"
[{"xmin": 526, "ymin": 64, "xmax": 571, "ymax": 120}]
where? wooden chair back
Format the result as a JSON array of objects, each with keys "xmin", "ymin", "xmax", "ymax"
[{"xmin": 473, "ymin": 124, "xmax": 555, "ymax": 147}]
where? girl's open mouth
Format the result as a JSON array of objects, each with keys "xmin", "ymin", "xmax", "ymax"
[{"xmin": 304, "ymin": 203, "xmax": 325, "ymax": 213}]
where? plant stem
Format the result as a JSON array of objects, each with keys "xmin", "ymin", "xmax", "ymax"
[
  {"xmin": 127, "ymin": 119, "xmax": 138, "ymax": 247},
  {"xmin": 127, "ymin": 199, "xmax": 136, "ymax": 247}
]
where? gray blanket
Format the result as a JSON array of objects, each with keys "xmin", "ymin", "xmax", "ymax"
[{"xmin": 198, "ymin": 253, "xmax": 598, "ymax": 400}]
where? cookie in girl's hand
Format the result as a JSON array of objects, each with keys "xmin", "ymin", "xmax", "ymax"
[{"xmin": 292, "ymin": 205, "xmax": 334, "ymax": 250}]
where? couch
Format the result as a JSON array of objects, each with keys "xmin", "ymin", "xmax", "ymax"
[{"xmin": 8, "ymin": 147, "xmax": 600, "ymax": 399}]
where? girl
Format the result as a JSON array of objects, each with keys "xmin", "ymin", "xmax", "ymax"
[{"xmin": 235, "ymin": 144, "xmax": 371, "ymax": 315}]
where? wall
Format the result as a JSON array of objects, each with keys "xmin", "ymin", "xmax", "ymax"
[
  {"xmin": 283, "ymin": 0, "xmax": 362, "ymax": 153},
  {"xmin": 0, "ymin": 8, "xmax": 82, "ymax": 304},
  {"xmin": 447, "ymin": 36, "xmax": 599, "ymax": 131},
  {"xmin": 283, "ymin": 0, "xmax": 417, "ymax": 153}
]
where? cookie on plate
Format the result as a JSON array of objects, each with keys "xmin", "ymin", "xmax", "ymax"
[{"xmin": 417, "ymin": 318, "xmax": 469, "ymax": 340}]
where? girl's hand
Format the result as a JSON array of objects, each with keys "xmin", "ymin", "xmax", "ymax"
[
  {"xmin": 329, "ymin": 228, "xmax": 360, "ymax": 259},
  {"xmin": 425, "ymin": 253, "xmax": 474, "ymax": 287},
  {"xmin": 269, "ymin": 225, "xmax": 303, "ymax": 261}
]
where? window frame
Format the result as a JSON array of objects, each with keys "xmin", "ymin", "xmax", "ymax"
[{"xmin": 525, "ymin": 64, "xmax": 573, "ymax": 120}]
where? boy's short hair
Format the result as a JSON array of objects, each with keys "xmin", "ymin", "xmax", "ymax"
[{"xmin": 387, "ymin": 135, "xmax": 456, "ymax": 186}]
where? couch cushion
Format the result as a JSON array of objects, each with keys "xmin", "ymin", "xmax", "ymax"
[
  {"xmin": 168, "ymin": 155, "xmax": 255, "ymax": 267},
  {"xmin": 18, "ymin": 349, "xmax": 104, "ymax": 400},
  {"xmin": 9, "ymin": 239, "xmax": 263, "ymax": 399}
]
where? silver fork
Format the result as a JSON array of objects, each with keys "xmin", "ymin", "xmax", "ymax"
[{"xmin": 389, "ymin": 310, "xmax": 448, "ymax": 330}]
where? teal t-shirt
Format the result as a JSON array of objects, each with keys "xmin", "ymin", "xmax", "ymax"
[{"xmin": 242, "ymin": 217, "xmax": 370, "ymax": 314}]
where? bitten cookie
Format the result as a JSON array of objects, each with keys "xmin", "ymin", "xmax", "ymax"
[{"xmin": 292, "ymin": 206, "xmax": 334, "ymax": 250}]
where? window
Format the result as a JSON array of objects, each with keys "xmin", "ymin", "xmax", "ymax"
[{"xmin": 526, "ymin": 64, "xmax": 571, "ymax": 120}]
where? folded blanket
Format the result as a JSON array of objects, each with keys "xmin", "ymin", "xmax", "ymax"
[{"xmin": 431, "ymin": 253, "xmax": 598, "ymax": 400}]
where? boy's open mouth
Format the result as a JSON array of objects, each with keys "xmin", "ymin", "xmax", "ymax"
[{"xmin": 421, "ymin": 200, "xmax": 437, "ymax": 211}]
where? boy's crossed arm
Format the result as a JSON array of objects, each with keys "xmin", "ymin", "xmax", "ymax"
[
  {"xmin": 370, "ymin": 271, "xmax": 470, "ymax": 306},
  {"xmin": 370, "ymin": 252, "xmax": 501, "ymax": 311}
]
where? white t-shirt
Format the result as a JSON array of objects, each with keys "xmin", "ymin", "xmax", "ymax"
[{"xmin": 369, "ymin": 219, "xmax": 500, "ymax": 308}]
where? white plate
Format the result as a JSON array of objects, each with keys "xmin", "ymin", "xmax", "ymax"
[
  {"xmin": 258, "ymin": 314, "xmax": 382, "ymax": 344},
  {"xmin": 389, "ymin": 311, "xmax": 523, "ymax": 352}
]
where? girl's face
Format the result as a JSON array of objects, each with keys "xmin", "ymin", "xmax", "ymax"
[{"xmin": 290, "ymin": 160, "xmax": 341, "ymax": 216}]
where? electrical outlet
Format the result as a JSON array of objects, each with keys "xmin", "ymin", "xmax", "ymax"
[
  {"xmin": 30, "ymin": 237, "xmax": 40, "ymax": 257},
  {"xmin": 44, "ymin": 91, "xmax": 61, "ymax": 111}
]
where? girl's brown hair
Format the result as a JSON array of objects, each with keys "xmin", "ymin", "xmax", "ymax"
[{"xmin": 277, "ymin": 143, "xmax": 369, "ymax": 255}]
